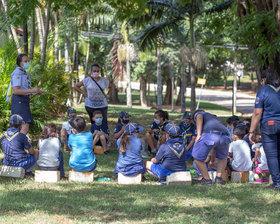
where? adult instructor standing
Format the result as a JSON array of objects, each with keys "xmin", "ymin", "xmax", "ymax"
[
  {"xmin": 249, "ymin": 69, "xmax": 280, "ymax": 190},
  {"xmin": 74, "ymin": 64, "xmax": 112, "ymax": 124},
  {"xmin": 11, "ymin": 54, "xmax": 42, "ymax": 134}
]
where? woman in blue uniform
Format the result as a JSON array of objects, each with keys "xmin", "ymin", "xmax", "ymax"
[
  {"xmin": 249, "ymin": 69, "xmax": 280, "ymax": 190},
  {"xmin": 11, "ymin": 54, "xmax": 42, "ymax": 134}
]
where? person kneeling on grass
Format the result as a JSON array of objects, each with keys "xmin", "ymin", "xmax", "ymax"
[
  {"xmin": 1, "ymin": 114, "xmax": 36, "ymax": 177},
  {"xmin": 114, "ymin": 123, "xmax": 146, "ymax": 179},
  {"xmin": 90, "ymin": 110, "xmax": 110, "ymax": 154},
  {"xmin": 146, "ymin": 122, "xmax": 187, "ymax": 181},
  {"xmin": 36, "ymin": 123, "xmax": 65, "ymax": 179},
  {"xmin": 61, "ymin": 108, "xmax": 77, "ymax": 152},
  {"xmin": 68, "ymin": 116, "xmax": 97, "ymax": 172}
]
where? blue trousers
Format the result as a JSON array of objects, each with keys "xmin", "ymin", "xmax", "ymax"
[
  {"xmin": 261, "ymin": 120, "xmax": 280, "ymax": 186},
  {"xmin": 38, "ymin": 151, "xmax": 65, "ymax": 178}
]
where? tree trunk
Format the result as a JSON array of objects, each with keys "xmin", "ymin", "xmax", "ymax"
[
  {"xmin": 163, "ymin": 77, "xmax": 172, "ymax": 105},
  {"xmin": 176, "ymin": 77, "xmax": 182, "ymax": 106},
  {"xmin": 147, "ymin": 79, "xmax": 151, "ymax": 106},
  {"xmin": 126, "ymin": 43, "xmax": 132, "ymax": 107},
  {"xmin": 40, "ymin": 3, "xmax": 50, "ymax": 64},
  {"xmin": 29, "ymin": 9, "xmax": 35, "ymax": 60},
  {"xmin": 72, "ymin": 17, "xmax": 79, "ymax": 105},
  {"xmin": 223, "ymin": 70, "xmax": 227, "ymax": 90},
  {"xmin": 180, "ymin": 65, "xmax": 186, "ymax": 112},
  {"xmin": 22, "ymin": 23, "xmax": 28, "ymax": 54},
  {"xmin": 84, "ymin": 9, "xmax": 91, "ymax": 77},
  {"xmin": 156, "ymin": 46, "xmax": 162, "ymax": 109},
  {"xmin": 140, "ymin": 75, "xmax": 148, "ymax": 107},
  {"xmin": 54, "ymin": 11, "xmax": 59, "ymax": 63},
  {"xmin": 36, "ymin": 7, "xmax": 44, "ymax": 52},
  {"xmin": 64, "ymin": 38, "xmax": 70, "ymax": 72}
]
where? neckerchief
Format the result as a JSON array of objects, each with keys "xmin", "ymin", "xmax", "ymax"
[
  {"xmin": 268, "ymin": 84, "xmax": 280, "ymax": 92},
  {"xmin": 3, "ymin": 128, "xmax": 20, "ymax": 142},
  {"xmin": 166, "ymin": 138, "xmax": 184, "ymax": 159}
]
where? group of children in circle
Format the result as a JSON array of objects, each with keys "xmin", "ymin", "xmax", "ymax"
[{"xmin": 1, "ymin": 108, "xmax": 268, "ymax": 184}]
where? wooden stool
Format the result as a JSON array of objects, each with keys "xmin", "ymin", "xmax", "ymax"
[
  {"xmin": 0, "ymin": 165, "xmax": 25, "ymax": 179},
  {"xmin": 35, "ymin": 170, "xmax": 60, "ymax": 183},
  {"xmin": 118, "ymin": 173, "xmax": 142, "ymax": 185},
  {"xmin": 231, "ymin": 171, "xmax": 249, "ymax": 183},
  {"xmin": 94, "ymin": 146, "xmax": 104, "ymax": 154},
  {"xmin": 69, "ymin": 170, "xmax": 94, "ymax": 182},
  {"xmin": 166, "ymin": 171, "xmax": 192, "ymax": 185}
]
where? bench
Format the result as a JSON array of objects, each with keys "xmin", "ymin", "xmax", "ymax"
[
  {"xmin": 35, "ymin": 170, "xmax": 60, "ymax": 183},
  {"xmin": 166, "ymin": 171, "xmax": 192, "ymax": 185},
  {"xmin": 0, "ymin": 165, "xmax": 25, "ymax": 179},
  {"xmin": 94, "ymin": 146, "xmax": 104, "ymax": 154},
  {"xmin": 118, "ymin": 173, "xmax": 142, "ymax": 185},
  {"xmin": 69, "ymin": 170, "xmax": 94, "ymax": 182},
  {"xmin": 231, "ymin": 171, "xmax": 249, "ymax": 183}
]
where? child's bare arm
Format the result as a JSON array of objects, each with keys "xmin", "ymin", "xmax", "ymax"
[
  {"xmin": 151, "ymin": 157, "xmax": 159, "ymax": 163},
  {"xmin": 114, "ymin": 126, "xmax": 125, "ymax": 139},
  {"xmin": 186, "ymin": 136, "xmax": 196, "ymax": 151},
  {"xmin": 253, "ymin": 147, "xmax": 260, "ymax": 162}
]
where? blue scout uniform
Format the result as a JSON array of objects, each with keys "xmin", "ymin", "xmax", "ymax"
[
  {"xmin": 10, "ymin": 67, "xmax": 34, "ymax": 124},
  {"xmin": 254, "ymin": 84, "xmax": 280, "ymax": 186},
  {"xmin": 179, "ymin": 122, "xmax": 196, "ymax": 160},
  {"xmin": 150, "ymin": 122, "xmax": 187, "ymax": 179},
  {"xmin": 90, "ymin": 123, "xmax": 109, "ymax": 135},
  {"xmin": 114, "ymin": 123, "xmax": 146, "ymax": 176},
  {"xmin": 68, "ymin": 132, "xmax": 97, "ymax": 172},
  {"xmin": 150, "ymin": 121, "xmax": 168, "ymax": 141},
  {"xmin": 1, "ymin": 127, "xmax": 36, "ymax": 171},
  {"xmin": 192, "ymin": 111, "xmax": 230, "ymax": 161}
]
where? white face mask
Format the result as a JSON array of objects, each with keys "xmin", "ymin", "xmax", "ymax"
[
  {"xmin": 154, "ymin": 118, "xmax": 160, "ymax": 125},
  {"xmin": 92, "ymin": 72, "xmax": 99, "ymax": 78}
]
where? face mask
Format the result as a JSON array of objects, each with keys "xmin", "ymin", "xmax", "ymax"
[
  {"xmin": 69, "ymin": 116, "xmax": 76, "ymax": 121},
  {"xmin": 23, "ymin": 62, "xmax": 29, "ymax": 70},
  {"xmin": 154, "ymin": 118, "xmax": 160, "ymax": 125},
  {"xmin": 95, "ymin": 118, "xmax": 103, "ymax": 124},
  {"xmin": 92, "ymin": 72, "xmax": 99, "ymax": 78},
  {"xmin": 183, "ymin": 122, "xmax": 191, "ymax": 129},
  {"xmin": 122, "ymin": 119, "xmax": 129, "ymax": 124}
]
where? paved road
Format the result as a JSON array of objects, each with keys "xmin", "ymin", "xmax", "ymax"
[{"xmin": 118, "ymin": 81, "xmax": 256, "ymax": 114}]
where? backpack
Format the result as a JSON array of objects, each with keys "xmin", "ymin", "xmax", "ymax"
[{"xmin": 6, "ymin": 82, "xmax": 13, "ymax": 103}]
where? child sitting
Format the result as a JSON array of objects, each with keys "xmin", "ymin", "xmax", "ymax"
[
  {"xmin": 179, "ymin": 111, "xmax": 196, "ymax": 160},
  {"xmin": 61, "ymin": 109, "xmax": 77, "ymax": 151},
  {"xmin": 113, "ymin": 111, "xmax": 130, "ymax": 140},
  {"xmin": 36, "ymin": 124, "xmax": 65, "ymax": 178},
  {"xmin": 114, "ymin": 123, "xmax": 146, "ymax": 178},
  {"xmin": 68, "ymin": 116, "xmax": 97, "ymax": 172},
  {"xmin": 1, "ymin": 114, "xmax": 36, "ymax": 177},
  {"xmin": 252, "ymin": 135, "xmax": 269, "ymax": 184},
  {"xmin": 227, "ymin": 126, "xmax": 252, "ymax": 173},
  {"xmin": 226, "ymin": 115, "xmax": 239, "ymax": 139},
  {"xmin": 146, "ymin": 122, "xmax": 187, "ymax": 180},
  {"xmin": 145, "ymin": 109, "xmax": 169, "ymax": 154},
  {"xmin": 90, "ymin": 110, "xmax": 110, "ymax": 154}
]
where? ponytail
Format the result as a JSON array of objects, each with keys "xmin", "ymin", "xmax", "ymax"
[
  {"xmin": 120, "ymin": 131, "xmax": 130, "ymax": 153},
  {"xmin": 155, "ymin": 110, "xmax": 169, "ymax": 121}
]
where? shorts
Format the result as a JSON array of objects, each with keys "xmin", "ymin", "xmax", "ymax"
[
  {"xmin": 192, "ymin": 133, "xmax": 230, "ymax": 161},
  {"xmin": 4, "ymin": 154, "xmax": 36, "ymax": 171},
  {"xmin": 150, "ymin": 163, "xmax": 174, "ymax": 179},
  {"xmin": 11, "ymin": 95, "xmax": 34, "ymax": 124}
]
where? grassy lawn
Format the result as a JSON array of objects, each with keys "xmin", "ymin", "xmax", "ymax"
[{"xmin": 0, "ymin": 104, "xmax": 277, "ymax": 224}]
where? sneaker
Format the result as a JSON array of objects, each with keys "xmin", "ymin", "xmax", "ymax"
[
  {"xmin": 272, "ymin": 183, "xmax": 280, "ymax": 190},
  {"xmin": 25, "ymin": 171, "xmax": 34, "ymax": 178},
  {"xmin": 251, "ymin": 179, "xmax": 263, "ymax": 184},
  {"xmin": 142, "ymin": 175, "xmax": 147, "ymax": 182},
  {"xmin": 156, "ymin": 180, "xmax": 166, "ymax": 185},
  {"xmin": 192, "ymin": 175, "xmax": 203, "ymax": 181},
  {"xmin": 104, "ymin": 150, "xmax": 110, "ymax": 154},
  {"xmin": 151, "ymin": 148, "xmax": 157, "ymax": 154},
  {"xmin": 215, "ymin": 176, "xmax": 225, "ymax": 185},
  {"xmin": 141, "ymin": 151, "xmax": 151, "ymax": 159},
  {"xmin": 147, "ymin": 170, "xmax": 157, "ymax": 177},
  {"xmin": 199, "ymin": 178, "xmax": 212, "ymax": 186}
]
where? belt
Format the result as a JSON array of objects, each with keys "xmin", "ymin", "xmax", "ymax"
[{"xmin": 204, "ymin": 131, "xmax": 228, "ymax": 136}]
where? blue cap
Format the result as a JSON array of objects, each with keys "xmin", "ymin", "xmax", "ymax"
[
  {"xmin": 183, "ymin": 111, "xmax": 192, "ymax": 119},
  {"xmin": 67, "ymin": 109, "xmax": 77, "ymax": 115},
  {"xmin": 124, "ymin": 123, "xmax": 144, "ymax": 135},
  {"xmin": 9, "ymin": 114, "xmax": 25, "ymax": 125},
  {"xmin": 236, "ymin": 123, "xmax": 246, "ymax": 127},
  {"xmin": 119, "ymin": 111, "xmax": 130, "ymax": 118},
  {"xmin": 165, "ymin": 122, "xmax": 180, "ymax": 137}
]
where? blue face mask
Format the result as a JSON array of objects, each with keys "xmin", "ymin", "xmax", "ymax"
[
  {"xmin": 23, "ymin": 62, "xmax": 29, "ymax": 70},
  {"xmin": 122, "ymin": 119, "xmax": 129, "ymax": 124},
  {"xmin": 95, "ymin": 118, "xmax": 103, "ymax": 124}
]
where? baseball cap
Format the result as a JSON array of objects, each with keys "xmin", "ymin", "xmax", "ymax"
[
  {"xmin": 183, "ymin": 111, "xmax": 192, "ymax": 119},
  {"xmin": 165, "ymin": 122, "xmax": 180, "ymax": 137},
  {"xmin": 119, "ymin": 111, "xmax": 130, "ymax": 118},
  {"xmin": 9, "ymin": 114, "xmax": 25, "ymax": 125},
  {"xmin": 124, "ymin": 123, "xmax": 144, "ymax": 135},
  {"xmin": 67, "ymin": 109, "xmax": 77, "ymax": 115}
]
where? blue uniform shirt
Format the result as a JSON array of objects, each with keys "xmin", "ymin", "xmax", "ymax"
[
  {"xmin": 11, "ymin": 67, "xmax": 31, "ymax": 94},
  {"xmin": 1, "ymin": 127, "xmax": 31, "ymax": 163},
  {"xmin": 90, "ymin": 123, "xmax": 109, "ymax": 135},
  {"xmin": 68, "ymin": 132, "xmax": 96, "ymax": 172},
  {"xmin": 194, "ymin": 111, "xmax": 228, "ymax": 134},
  {"xmin": 255, "ymin": 85, "xmax": 280, "ymax": 124},
  {"xmin": 150, "ymin": 121, "xmax": 168, "ymax": 140},
  {"xmin": 156, "ymin": 138, "xmax": 187, "ymax": 171},
  {"xmin": 114, "ymin": 123, "xmax": 124, "ymax": 134},
  {"xmin": 179, "ymin": 122, "xmax": 196, "ymax": 145}
]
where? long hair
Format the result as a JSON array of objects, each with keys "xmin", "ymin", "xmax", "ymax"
[
  {"xmin": 155, "ymin": 109, "xmax": 169, "ymax": 121},
  {"xmin": 119, "ymin": 131, "xmax": 130, "ymax": 153},
  {"xmin": 262, "ymin": 69, "xmax": 280, "ymax": 88},
  {"xmin": 40, "ymin": 123, "xmax": 57, "ymax": 140}
]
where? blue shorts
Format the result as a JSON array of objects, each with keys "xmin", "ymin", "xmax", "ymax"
[
  {"xmin": 192, "ymin": 133, "xmax": 230, "ymax": 161},
  {"xmin": 11, "ymin": 95, "xmax": 34, "ymax": 124},
  {"xmin": 4, "ymin": 154, "xmax": 36, "ymax": 171},
  {"xmin": 115, "ymin": 162, "xmax": 146, "ymax": 176},
  {"xmin": 150, "ymin": 163, "xmax": 175, "ymax": 179}
]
